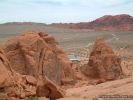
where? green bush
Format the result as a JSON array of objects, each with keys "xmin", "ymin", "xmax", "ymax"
[{"xmin": 28, "ymin": 96, "xmax": 38, "ymax": 100}]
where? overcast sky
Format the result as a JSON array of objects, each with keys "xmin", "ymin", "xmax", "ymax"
[{"xmin": 0, "ymin": 0, "xmax": 133, "ymax": 23}]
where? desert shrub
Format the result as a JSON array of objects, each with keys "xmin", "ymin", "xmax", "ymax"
[{"xmin": 28, "ymin": 96, "xmax": 38, "ymax": 100}]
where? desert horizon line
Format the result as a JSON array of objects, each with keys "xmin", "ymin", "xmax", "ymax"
[{"xmin": 0, "ymin": 13, "xmax": 133, "ymax": 25}]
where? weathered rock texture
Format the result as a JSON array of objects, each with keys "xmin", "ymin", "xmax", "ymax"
[
  {"xmin": 0, "ymin": 45, "xmax": 37, "ymax": 99},
  {"xmin": 0, "ymin": 45, "xmax": 13, "ymax": 89},
  {"xmin": 82, "ymin": 37, "xmax": 123, "ymax": 81},
  {"xmin": 0, "ymin": 32, "xmax": 74, "ymax": 100},
  {"xmin": 4, "ymin": 32, "xmax": 74, "ymax": 85}
]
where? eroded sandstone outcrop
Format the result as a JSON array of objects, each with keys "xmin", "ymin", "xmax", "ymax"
[
  {"xmin": 4, "ymin": 32, "xmax": 74, "ymax": 85},
  {"xmin": 0, "ymin": 45, "xmax": 37, "ymax": 99},
  {"xmin": 81, "ymin": 37, "xmax": 123, "ymax": 81},
  {"xmin": 0, "ymin": 32, "xmax": 74, "ymax": 100}
]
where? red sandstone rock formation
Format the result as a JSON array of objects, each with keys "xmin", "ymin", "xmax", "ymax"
[
  {"xmin": 0, "ymin": 45, "xmax": 37, "ymax": 99},
  {"xmin": 4, "ymin": 32, "xmax": 74, "ymax": 85},
  {"xmin": 81, "ymin": 37, "xmax": 123, "ymax": 81},
  {"xmin": 51, "ymin": 14, "xmax": 133, "ymax": 31},
  {"xmin": 0, "ymin": 32, "xmax": 75, "ymax": 99},
  {"xmin": 0, "ymin": 44, "xmax": 65, "ymax": 100}
]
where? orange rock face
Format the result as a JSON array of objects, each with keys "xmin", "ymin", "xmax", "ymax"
[
  {"xmin": 4, "ymin": 32, "xmax": 74, "ymax": 85},
  {"xmin": 0, "ymin": 45, "xmax": 12, "ymax": 88},
  {"xmin": 0, "ymin": 45, "xmax": 37, "ymax": 99},
  {"xmin": 0, "ymin": 32, "xmax": 69, "ymax": 99},
  {"xmin": 82, "ymin": 37, "xmax": 123, "ymax": 81}
]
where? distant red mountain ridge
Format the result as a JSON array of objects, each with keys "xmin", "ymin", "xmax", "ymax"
[{"xmin": 51, "ymin": 14, "xmax": 133, "ymax": 31}]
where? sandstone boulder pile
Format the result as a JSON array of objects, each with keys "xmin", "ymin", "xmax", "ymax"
[
  {"xmin": 4, "ymin": 32, "xmax": 74, "ymax": 85},
  {"xmin": 81, "ymin": 37, "xmax": 123, "ymax": 81},
  {"xmin": 0, "ymin": 31, "xmax": 125, "ymax": 99},
  {"xmin": 0, "ymin": 45, "xmax": 65, "ymax": 100},
  {"xmin": 0, "ymin": 45, "xmax": 37, "ymax": 99},
  {"xmin": 0, "ymin": 32, "xmax": 75, "ymax": 100}
]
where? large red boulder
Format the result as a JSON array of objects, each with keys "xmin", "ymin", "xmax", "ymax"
[
  {"xmin": 4, "ymin": 32, "xmax": 74, "ymax": 85},
  {"xmin": 0, "ymin": 45, "xmax": 37, "ymax": 99},
  {"xmin": 0, "ymin": 45, "xmax": 64, "ymax": 100},
  {"xmin": 82, "ymin": 37, "xmax": 123, "ymax": 81}
]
